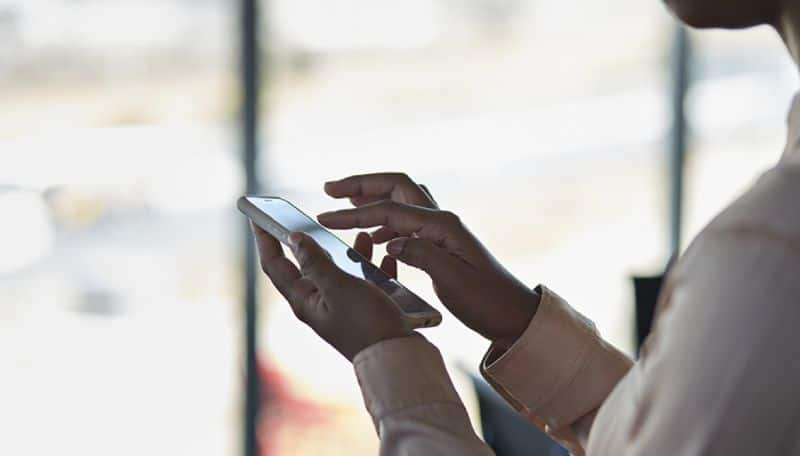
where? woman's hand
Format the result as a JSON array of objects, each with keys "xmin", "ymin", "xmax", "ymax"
[
  {"xmin": 320, "ymin": 173, "xmax": 540, "ymax": 350},
  {"xmin": 251, "ymin": 224, "xmax": 412, "ymax": 361}
]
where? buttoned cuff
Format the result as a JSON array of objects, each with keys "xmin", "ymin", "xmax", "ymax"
[
  {"xmin": 353, "ymin": 334, "xmax": 465, "ymax": 431},
  {"xmin": 480, "ymin": 285, "xmax": 631, "ymax": 432}
]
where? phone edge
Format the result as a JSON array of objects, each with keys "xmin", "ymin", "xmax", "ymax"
[
  {"xmin": 237, "ymin": 196, "xmax": 291, "ymax": 244},
  {"xmin": 238, "ymin": 195, "xmax": 442, "ymax": 329}
]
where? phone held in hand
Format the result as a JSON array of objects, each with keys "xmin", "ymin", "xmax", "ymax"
[{"xmin": 238, "ymin": 196, "xmax": 442, "ymax": 330}]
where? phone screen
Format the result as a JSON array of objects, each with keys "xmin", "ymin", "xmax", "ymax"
[
  {"xmin": 246, "ymin": 197, "xmax": 434, "ymax": 315},
  {"xmin": 248, "ymin": 197, "xmax": 387, "ymax": 280}
]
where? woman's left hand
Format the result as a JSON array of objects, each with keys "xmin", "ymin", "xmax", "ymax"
[{"xmin": 251, "ymin": 223, "xmax": 412, "ymax": 361}]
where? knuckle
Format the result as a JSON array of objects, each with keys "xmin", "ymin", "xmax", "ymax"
[
  {"xmin": 380, "ymin": 199, "xmax": 399, "ymax": 211},
  {"xmin": 397, "ymin": 172, "xmax": 414, "ymax": 185},
  {"xmin": 299, "ymin": 250, "xmax": 320, "ymax": 273},
  {"xmin": 298, "ymin": 294, "xmax": 323, "ymax": 323},
  {"xmin": 291, "ymin": 305, "xmax": 306, "ymax": 322},
  {"xmin": 439, "ymin": 210, "xmax": 461, "ymax": 226}
]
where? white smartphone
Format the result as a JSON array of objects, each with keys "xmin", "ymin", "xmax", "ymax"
[{"xmin": 238, "ymin": 196, "xmax": 442, "ymax": 330}]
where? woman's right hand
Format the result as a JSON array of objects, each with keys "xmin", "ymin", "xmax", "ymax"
[{"xmin": 319, "ymin": 172, "xmax": 540, "ymax": 350}]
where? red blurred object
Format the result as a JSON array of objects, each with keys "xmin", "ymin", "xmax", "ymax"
[{"xmin": 257, "ymin": 359, "xmax": 332, "ymax": 455}]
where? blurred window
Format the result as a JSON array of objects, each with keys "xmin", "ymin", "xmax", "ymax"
[
  {"xmin": 0, "ymin": 0, "xmax": 240, "ymax": 454},
  {"xmin": 4, "ymin": 1, "xmax": 794, "ymax": 455},
  {"xmin": 684, "ymin": 27, "xmax": 797, "ymax": 242},
  {"xmin": 260, "ymin": 0, "xmax": 673, "ymax": 452}
]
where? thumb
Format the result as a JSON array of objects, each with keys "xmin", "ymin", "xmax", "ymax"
[
  {"xmin": 386, "ymin": 237, "xmax": 465, "ymax": 283},
  {"xmin": 288, "ymin": 232, "xmax": 346, "ymax": 289}
]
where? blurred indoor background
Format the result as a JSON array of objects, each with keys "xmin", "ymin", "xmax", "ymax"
[{"xmin": 0, "ymin": 0, "xmax": 796, "ymax": 454}]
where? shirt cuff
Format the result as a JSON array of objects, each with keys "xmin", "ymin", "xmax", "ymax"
[
  {"xmin": 353, "ymin": 334, "xmax": 465, "ymax": 431},
  {"xmin": 480, "ymin": 285, "xmax": 631, "ymax": 432}
]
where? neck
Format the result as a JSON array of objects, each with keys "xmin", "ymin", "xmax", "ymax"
[{"xmin": 776, "ymin": 4, "xmax": 800, "ymax": 67}]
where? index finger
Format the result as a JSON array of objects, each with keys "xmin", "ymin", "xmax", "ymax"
[
  {"xmin": 317, "ymin": 201, "xmax": 458, "ymax": 248},
  {"xmin": 324, "ymin": 173, "xmax": 435, "ymax": 208}
]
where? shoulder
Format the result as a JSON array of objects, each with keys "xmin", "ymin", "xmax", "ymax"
[
  {"xmin": 673, "ymin": 164, "xmax": 800, "ymax": 280},
  {"xmin": 658, "ymin": 165, "xmax": 800, "ymax": 326},
  {"xmin": 709, "ymin": 164, "xmax": 800, "ymax": 240}
]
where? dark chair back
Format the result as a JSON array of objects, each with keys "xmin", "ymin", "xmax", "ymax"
[{"xmin": 468, "ymin": 372, "xmax": 568, "ymax": 456}]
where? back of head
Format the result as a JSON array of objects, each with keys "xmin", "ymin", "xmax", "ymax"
[{"xmin": 664, "ymin": 0, "xmax": 781, "ymax": 29}]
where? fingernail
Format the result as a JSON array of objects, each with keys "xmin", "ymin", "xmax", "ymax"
[
  {"xmin": 288, "ymin": 232, "xmax": 302, "ymax": 249},
  {"xmin": 387, "ymin": 238, "xmax": 406, "ymax": 256},
  {"xmin": 317, "ymin": 212, "xmax": 332, "ymax": 222}
]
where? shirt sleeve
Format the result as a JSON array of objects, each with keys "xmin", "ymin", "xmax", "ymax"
[
  {"xmin": 480, "ymin": 286, "xmax": 633, "ymax": 455},
  {"xmin": 353, "ymin": 334, "xmax": 495, "ymax": 456}
]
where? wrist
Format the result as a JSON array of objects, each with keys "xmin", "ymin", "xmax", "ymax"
[
  {"xmin": 345, "ymin": 330, "xmax": 417, "ymax": 362},
  {"xmin": 350, "ymin": 331, "xmax": 417, "ymax": 362},
  {"xmin": 491, "ymin": 287, "xmax": 541, "ymax": 352}
]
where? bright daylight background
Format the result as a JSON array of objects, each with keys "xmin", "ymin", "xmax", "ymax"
[{"xmin": 0, "ymin": 0, "xmax": 796, "ymax": 454}]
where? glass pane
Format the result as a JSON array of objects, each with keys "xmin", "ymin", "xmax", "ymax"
[
  {"xmin": 260, "ymin": 1, "xmax": 672, "ymax": 452},
  {"xmin": 684, "ymin": 27, "xmax": 798, "ymax": 243},
  {"xmin": 0, "ymin": 1, "xmax": 240, "ymax": 454}
]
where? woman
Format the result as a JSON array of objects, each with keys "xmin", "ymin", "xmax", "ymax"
[{"xmin": 251, "ymin": 1, "xmax": 800, "ymax": 454}]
